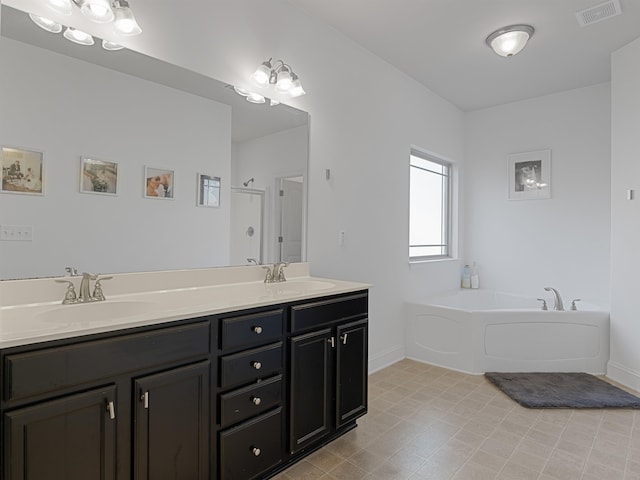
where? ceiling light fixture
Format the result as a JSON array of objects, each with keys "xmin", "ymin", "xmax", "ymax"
[
  {"xmin": 251, "ymin": 58, "xmax": 306, "ymax": 98},
  {"xmin": 486, "ymin": 24, "xmax": 534, "ymax": 57}
]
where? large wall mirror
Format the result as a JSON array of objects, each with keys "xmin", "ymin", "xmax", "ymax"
[{"xmin": 0, "ymin": 4, "xmax": 309, "ymax": 280}]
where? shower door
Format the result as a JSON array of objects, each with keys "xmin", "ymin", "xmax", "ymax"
[{"xmin": 230, "ymin": 188, "xmax": 264, "ymax": 265}]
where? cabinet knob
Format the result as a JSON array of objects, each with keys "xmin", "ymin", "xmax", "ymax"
[
  {"xmin": 252, "ymin": 361, "xmax": 262, "ymax": 370},
  {"xmin": 253, "ymin": 326, "xmax": 263, "ymax": 334},
  {"xmin": 252, "ymin": 396, "xmax": 262, "ymax": 406},
  {"xmin": 252, "ymin": 447, "xmax": 261, "ymax": 457}
]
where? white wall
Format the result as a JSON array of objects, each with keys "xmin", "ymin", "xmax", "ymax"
[
  {"xmin": 464, "ymin": 84, "xmax": 611, "ymax": 304},
  {"xmin": 0, "ymin": 38, "xmax": 232, "ymax": 278},
  {"xmin": 609, "ymin": 37, "xmax": 640, "ymax": 391},
  {"xmin": 6, "ymin": 0, "xmax": 465, "ymax": 370}
]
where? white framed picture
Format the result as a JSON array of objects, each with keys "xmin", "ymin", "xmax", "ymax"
[
  {"xmin": 80, "ymin": 157, "xmax": 118, "ymax": 195},
  {"xmin": 1, "ymin": 145, "xmax": 44, "ymax": 195},
  {"xmin": 197, "ymin": 173, "xmax": 220, "ymax": 207},
  {"xmin": 508, "ymin": 149, "xmax": 551, "ymax": 200},
  {"xmin": 144, "ymin": 166, "xmax": 174, "ymax": 199}
]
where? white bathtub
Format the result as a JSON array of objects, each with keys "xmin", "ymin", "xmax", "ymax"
[{"xmin": 404, "ymin": 289, "xmax": 610, "ymax": 374}]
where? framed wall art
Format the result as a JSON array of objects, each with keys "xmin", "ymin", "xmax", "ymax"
[
  {"xmin": 197, "ymin": 173, "xmax": 220, "ymax": 207},
  {"xmin": 508, "ymin": 149, "xmax": 551, "ymax": 200},
  {"xmin": 1, "ymin": 145, "xmax": 44, "ymax": 195},
  {"xmin": 80, "ymin": 157, "xmax": 118, "ymax": 195},
  {"xmin": 144, "ymin": 166, "xmax": 174, "ymax": 199}
]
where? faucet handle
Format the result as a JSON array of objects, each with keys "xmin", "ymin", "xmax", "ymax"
[
  {"xmin": 65, "ymin": 266, "xmax": 78, "ymax": 276},
  {"xmin": 55, "ymin": 279, "xmax": 78, "ymax": 304},
  {"xmin": 92, "ymin": 276, "xmax": 113, "ymax": 301},
  {"xmin": 276, "ymin": 262, "xmax": 289, "ymax": 282},
  {"xmin": 263, "ymin": 265, "xmax": 274, "ymax": 283},
  {"xmin": 536, "ymin": 298, "xmax": 548, "ymax": 311},
  {"xmin": 571, "ymin": 299, "xmax": 582, "ymax": 311}
]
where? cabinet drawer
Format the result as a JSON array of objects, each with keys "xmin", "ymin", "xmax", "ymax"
[
  {"xmin": 220, "ymin": 374, "xmax": 282, "ymax": 428},
  {"xmin": 220, "ymin": 342, "xmax": 282, "ymax": 389},
  {"xmin": 291, "ymin": 292, "xmax": 368, "ymax": 333},
  {"xmin": 219, "ymin": 407, "xmax": 282, "ymax": 480},
  {"xmin": 4, "ymin": 321, "xmax": 210, "ymax": 403},
  {"xmin": 220, "ymin": 309, "xmax": 283, "ymax": 351}
]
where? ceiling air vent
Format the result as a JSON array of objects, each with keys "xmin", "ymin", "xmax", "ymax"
[{"xmin": 576, "ymin": 0, "xmax": 622, "ymax": 27}]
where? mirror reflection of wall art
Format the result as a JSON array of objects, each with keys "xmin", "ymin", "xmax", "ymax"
[
  {"xmin": 197, "ymin": 173, "xmax": 220, "ymax": 207},
  {"xmin": 507, "ymin": 149, "xmax": 551, "ymax": 200},
  {"xmin": 144, "ymin": 167, "xmax": 174, "ymax": 199},
  {"xmin": 80, "ymin": 157, "xmax": 118, "ymax": 195},
  {"xmin": 1, "ymin": 146, "xmax": 44, "ymax": 195}
]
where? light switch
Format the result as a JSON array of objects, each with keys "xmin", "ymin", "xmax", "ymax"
[
  {"xmin": 0, "ymin": 225, "xmax": 33, "ymax": 241},
  {"xmin": 627, "ymin": 189, "xmax": 634, "ymax": 200}
]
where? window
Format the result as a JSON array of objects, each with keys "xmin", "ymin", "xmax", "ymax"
[{"xmin": 409, "ymin": 149, "xmax": 451, "ymax": 260}]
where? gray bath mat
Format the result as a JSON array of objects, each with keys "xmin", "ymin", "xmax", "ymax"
[{"xmin": 485, "ymin": 372, "xmax": 640, "ymax": 409}]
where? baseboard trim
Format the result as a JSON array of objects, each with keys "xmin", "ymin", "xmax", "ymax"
[
  {"xmin": 368, "ymin": 345, "xmax": 404, "ymax": 374},
  {"xmin": 607, "ymin": 361, "xmax": 640, "ymax": 392}
]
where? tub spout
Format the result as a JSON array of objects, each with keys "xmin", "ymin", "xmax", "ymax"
[{"xmin": 544, "ymin": 287, "xmax": 564, "ymax": 311}]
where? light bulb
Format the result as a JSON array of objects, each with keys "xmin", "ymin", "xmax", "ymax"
[
  {"xmin": 252, "ymin": 62, "xmax": 272, "ymax": 87},
  {"xmin": 233, "ymin": 86, "xmax": 250, "ymax": 97},
  {"xmin": 102, "ymin": 39, "xmax": 124, "ymax": 51},
  {"xmin": 246, "ymin": 92, "xmax": 266, "ymax": 104},
  {"xmin": 29, "ymin": 13, "xmax": 63, "ymax": 33},
  {"xmin": 47, "ymin": 0, "xmax": 72, "ymax": 15},
  {"xmin": 486, "ymin": 25, "xmax": 534, "ymax": 57},
  {"xmin": 275, "ymin": 70, "xmax": 293, "ymax": 93},
  {"xmin": 289, "ymin": 78, "xmax": 306, "ymax": 97},
  {"xmin": 63, "ymin": 27, "xmax": 95, "ymax": 46},
  {"xmin": 79, "ymin": 0, "xmax": 114, "ymax": 23},
  {"xmin": 113, "ymin": 5, "xmax": 142, "ymax": 35}
]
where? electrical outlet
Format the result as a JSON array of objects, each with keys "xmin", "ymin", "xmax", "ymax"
[{"xmin": 0, "ymin": 225, "xmax": 33, "ymax": 241}]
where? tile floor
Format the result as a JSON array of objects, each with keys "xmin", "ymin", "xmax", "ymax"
[{"xmin": 274, "ymin": 359, "xmax": 640, "ymax": 480}]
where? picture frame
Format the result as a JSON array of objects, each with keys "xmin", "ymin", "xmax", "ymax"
[
  {"xmin": 144, "ymin": 166, "xmax": 174, "ymax": 199},
  {"xmin": 197, "ymin": 173, "xmax": 220, "ymax": 208},
  {"xmin": 1, "ymin": 145, "xmax": 44, "ymax": 195},
  {"xmin": 507, "ymin": 149, "xmax": 551, "ymax": 200},
  {"xmin": 80, "ymin": 157, "xmax": 118, "ymax": 195}
]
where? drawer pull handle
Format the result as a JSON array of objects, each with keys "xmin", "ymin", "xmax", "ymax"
[
  {"xmin": 141, "ymin": 391, "xmax": 149, "ymax": 409},
  {"xmin": 252, "ymin": 396, "xmax": 262, "ymax": 406},
  {"xmin": 107, "ymin": 401, "xmax": 116, "ymax": 420},
  {"xmin": 328, "ymin": 337, "xmax": 335, "ymax": 348},
  {"xmin": 252, "ymin": 361, "xmax": 262, "ymax": 370},
  {"xmin": 253, "ymin": 326, "xmax": 263, "ymax": 334},
  {"xmin": 252, "ymin": 447, "xmax": 261, "ymax": 457},
  {"xmin": 341, "ymin": 333, "xmax": 348, "ymax": 345}
]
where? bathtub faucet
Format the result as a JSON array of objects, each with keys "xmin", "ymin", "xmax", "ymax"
[{"xmin": 543, "ymin": 287, "xmax": 564, "ymax": 311}]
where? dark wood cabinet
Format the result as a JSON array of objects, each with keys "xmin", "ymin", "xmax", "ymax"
[
  {"xmin": 4, "ymin": 386, "xmax": 117, "ymax": 480},
  {"xmin": 289, "ymin": 328, "xmax": 333, "ymax": 453},
  {"xmin": 289, "ymin": 293, "xmax": 369, "ymax": 455},
  {"xmin": 1, "ymin": 289, "xmax": 368, "ymax": 480},
  {"xmin": 133, "ymin": 361, "xmax": 210, "ymax": 480}
]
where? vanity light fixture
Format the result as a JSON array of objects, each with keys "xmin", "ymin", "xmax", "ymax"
[
  {"xmin": 246, "ymin": 92, "xmax": 266, "ymax": 104},
  {"xmin": 251, "ymin": 58, "xmax": 306, "ymax": 98},
  {"xmin": 486, "ymin": 24, "xmax": 534, "ymax": 57},
  {"xmin": 73, "ymin": 0, "xmax": 114, "ymax": 24},
  {"xmin": 102, "ymin": 39, "xmax": 124, "ymax": 50}
]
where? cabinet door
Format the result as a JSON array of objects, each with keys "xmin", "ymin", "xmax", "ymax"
[
  {"xmin": 289, "ymin": 328, "xmax": 332, "ymax": 453},
  {"xmin": 134, "ymin": 361, "xmax": 210, "ymax": 480},
  {"xmin": 4, "ymin": 386, "xmax": 117, "ymax": 480},
  {"xmin": 336, "ymin": 320, "xmax": 368, "ymax": 428}
]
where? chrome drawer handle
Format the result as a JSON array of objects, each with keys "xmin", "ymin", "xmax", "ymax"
[
  {"xmin": 252, "ymin": 447, "xmax": 261, "ymax": 457},
  {"xmin": 253, "ymin": 326, "xmax": 263, "ymax": 334},
  {"xmin": 252, "ymin": 396, "xmax": 262, "ymax": 406},
  {"xmin": 252, "ymin": 361, "xmax": 262, "ymax": 370}
]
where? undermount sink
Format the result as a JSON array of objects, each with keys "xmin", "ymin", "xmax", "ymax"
[{"xmin": 36, "ymin": 301, "xmax": 157, "ymax": 324}]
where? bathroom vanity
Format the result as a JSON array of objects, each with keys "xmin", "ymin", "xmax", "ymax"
[{"xmin": 0, "ymin": 265, "xmax": 369, "ymax": 480}]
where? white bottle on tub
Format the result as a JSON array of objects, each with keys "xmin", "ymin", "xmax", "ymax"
[
  {"xmin": 470, "ymin": 262, "xmax": 479, "ymax": 289},
  {"xmin": 461, "ymin": 265, "xmax": 471, "ymax": 288}
]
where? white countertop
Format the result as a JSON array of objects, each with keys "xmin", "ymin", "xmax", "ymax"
[{"xmin": 0, "ymin": 264, "xmax": 370, "ymax": 349}]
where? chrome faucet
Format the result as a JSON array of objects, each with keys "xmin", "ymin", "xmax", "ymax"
[
  {"xmin": 55, "ymin": 271, "xmax": 112, "ymax": 304},
  {"xmin": 544, "ymin": 287, "xmax": 564, "ymax": 311},
  {"xmin": 263, "ymin": 263, "xmax": 289, "ymax": 283}
]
